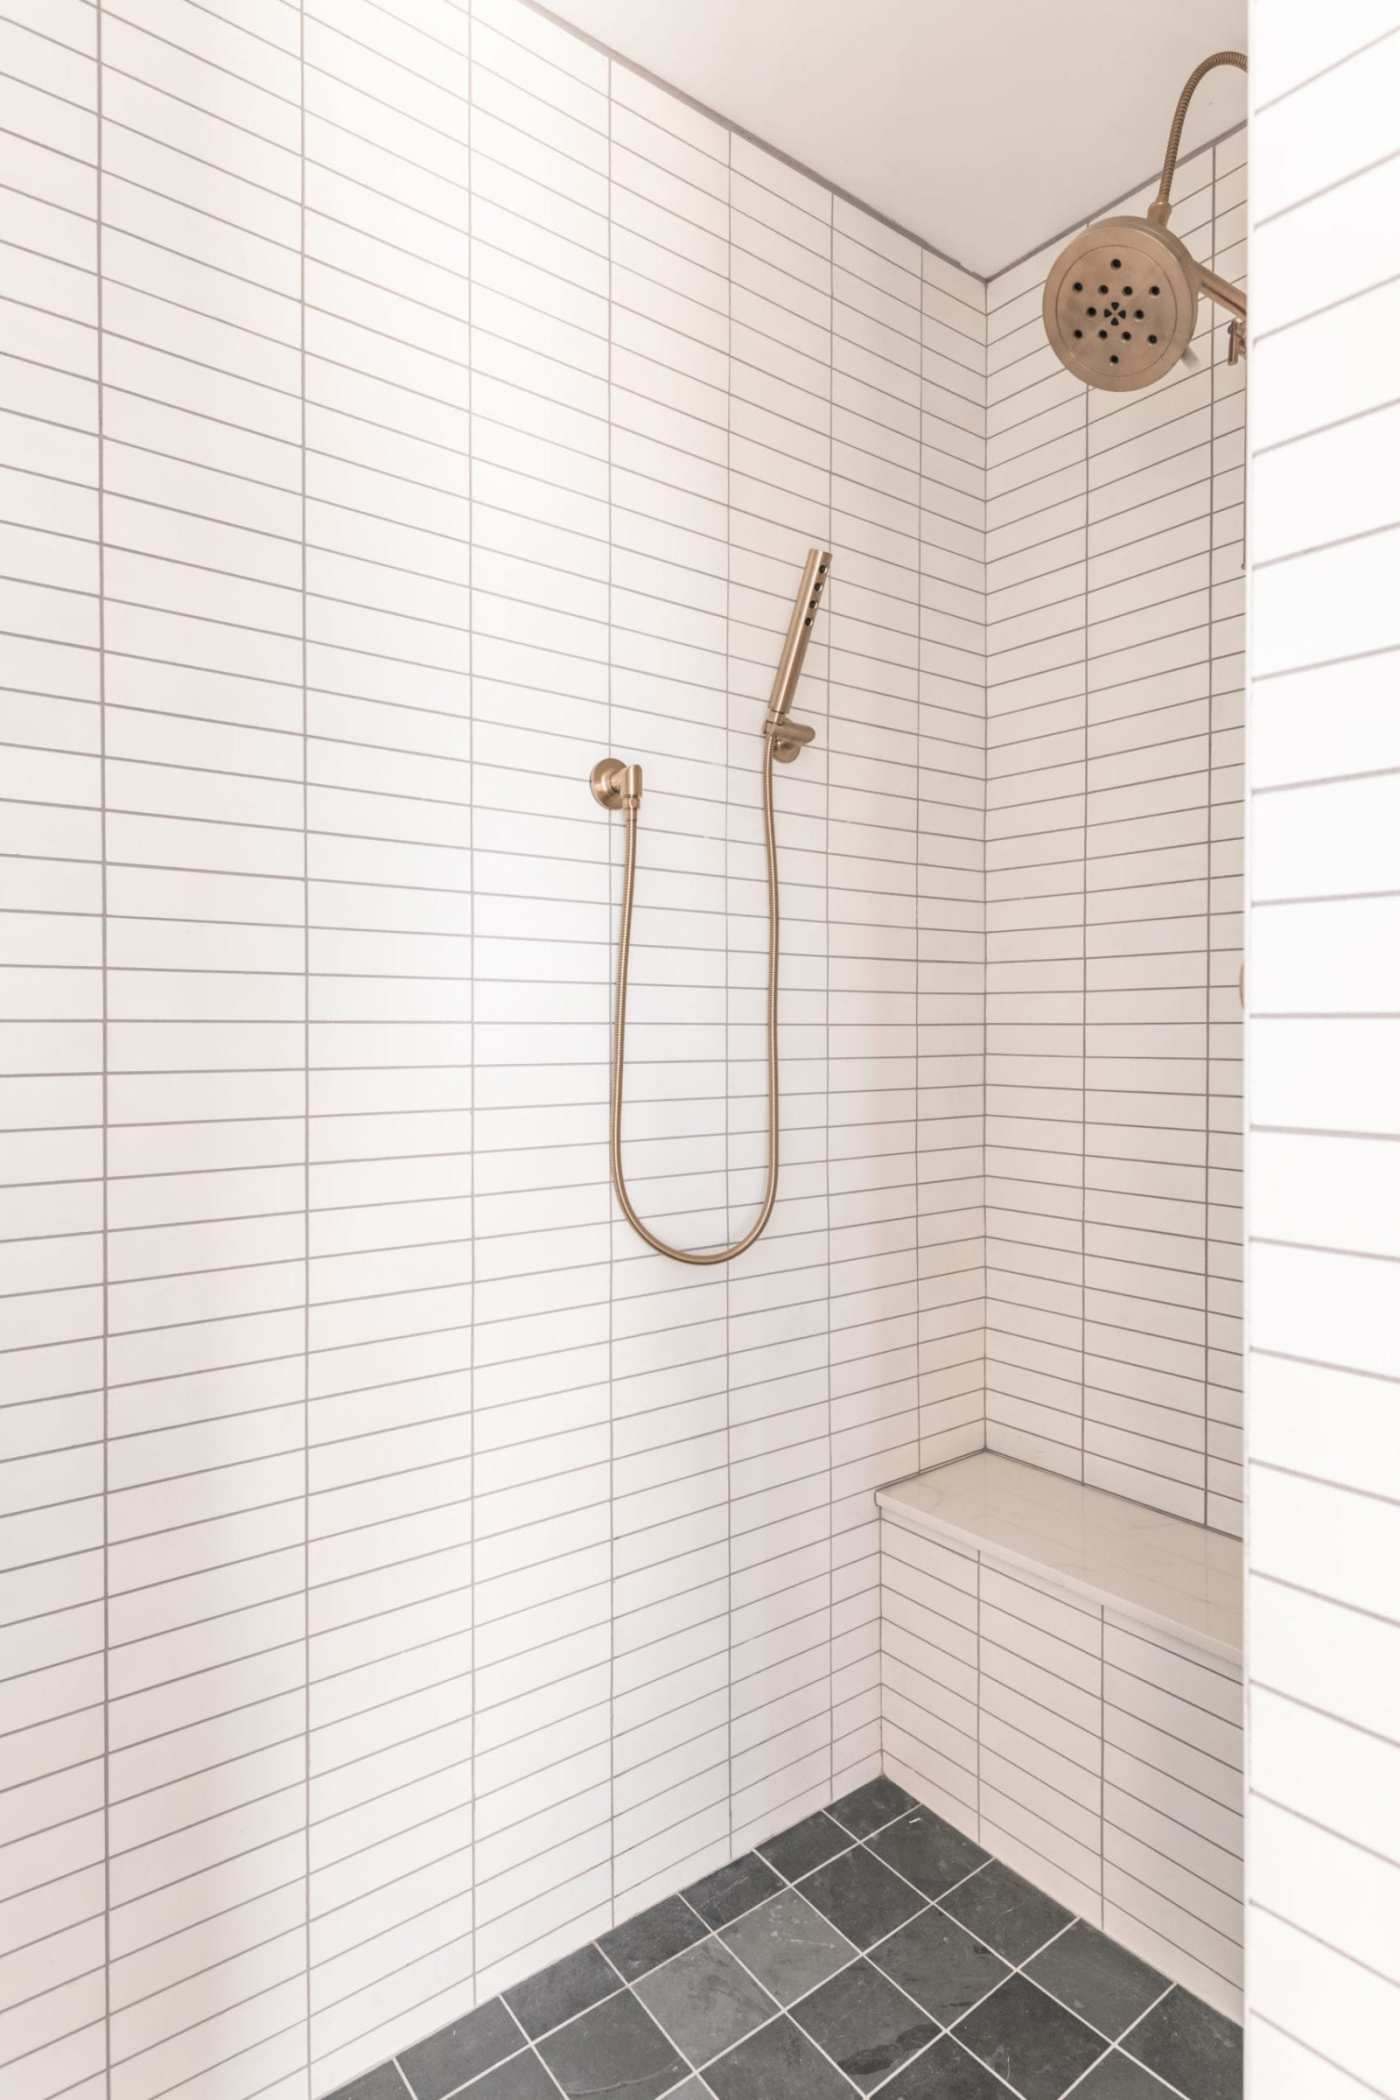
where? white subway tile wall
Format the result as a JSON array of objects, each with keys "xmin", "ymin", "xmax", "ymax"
[
  {"xmin": 982, "ymin": 141, "xmax": 1246, "ymax": 1534},
  {"xmin": 1246, "ymin": 7, "xmax": 1400, "ymax": 2097},
  {"xmin": 1, "ymin": 15, "xmax": 107, "ymax": 2100},
  {"xmin": 0, "ymin": 3, "xmax": 990, "ymax": 2095},
  {"xmin": 881, "ymin": 1512, "xmax": 1245, "ymax": 2020}
]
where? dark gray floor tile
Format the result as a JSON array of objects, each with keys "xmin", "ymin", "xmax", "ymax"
[
  {"xmin": 701, "ymin": 2013, "xmax": 856, "ymax": 2100},
  {"xmin": 323, "ymin": 1803, "xmax": 1229, "ymax": 2100},
  {"xmin": 599, "ymin": 1895, "xmax": 709, "ymax": 1983},
  {"xmin": 871, "ymin": 1905, "xmax": 1010, "ymax": 2026},
  {"xmin": 634, "ymin": 1939, "xmax": 774, "ymax": 2066},
  {"xmin": 954, "ymin": 1974, "xmax": 1106, "ymax": 2100},
  {"xmin": 1121, "ymin": 1987, "xmax": 1244, "ymax": 2100},
  {"xmin": 505, "ymin": 1943, "xmax": 619, "ymax": 2039},
  {"xmin": 327, "ymin": 2068, "xmax": 408, "ymax": 2100},
  {"xmin": 398, "ymin": 1999, "xmax": 522, "ymax": 2099},
  {"xmin": 877, "ymin": 2036, "xmax": 1014, "ymax": 2097},
  {"xmin": 721, "ymin": 1889, "xmax": 856, "ymax": 2006},
  {"xmin": 829, "ymin": 1775, "xmax": 918, "ymax": 1839},
  {"xmin": 759, "ymin": 1811, "xmax": 852, "ymax": 1882},
  {"xmin": 868, "ymin": 1809, "xmax": 990, "ymax": 1903},
  {"xmin": 939, "ymin": 1862, "xmax": 1073, "ymax": 1965},
  {"xmin": 1070, "ymin": 2055, "xmax": 1179, "ymax": 2098},
  {"xmin": 791, "ymin": 1957, "xmax": 939, "ymax": 2094},
  {"xmin": 799, "ymin": 1843, "xmax": 926, "ymax": 1949},
  {"xmin": 536, "ymin": 1992, "xmax": 686, "ymax": 2100},
  {"xmin": 683, "ymin": 1851, "xmax": 783, "ymax": 1930},
  {"xmin": 1026, "ymin": 1922, "xmax": 1168, "ymax": 2041},
  {"xmin": 458, "ymin": 2050, "xmax": 558, "ymax": 2100}
]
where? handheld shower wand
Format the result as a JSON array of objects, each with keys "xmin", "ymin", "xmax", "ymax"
[
  {"xmin": 590, "ymin": 548, "xmax": 831, "ymax": 1264},
  {"xmin": 764, "ymin": 546, "xmax": 828, "ymax": 758}
]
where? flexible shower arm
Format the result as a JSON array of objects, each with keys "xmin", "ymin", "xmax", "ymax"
[
  {"xmin": 1150, "ymin": 50, "xmax": 1246, "ymax": 225},
  {"xmin": 1040, "ymin": 47, "xmax": 1248, "ymax": 382}
]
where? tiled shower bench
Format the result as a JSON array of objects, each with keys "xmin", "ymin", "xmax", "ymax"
[
  {"xmin": 332, "ymin": 1455, "xmax": 1245, "ymax": 2100},
  {"xmin": 878, "ymin": 1454, "xmax": 1244, "ymax": 2020}
]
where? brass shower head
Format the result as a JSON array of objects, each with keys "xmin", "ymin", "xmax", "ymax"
[
  {"xmin": 1042, "ymin": 215, "xmax": 1243, "ymax": 392},
  {"xmin": 1043, "ymin": 52, "xmax": 1247, "ymax": 393}
]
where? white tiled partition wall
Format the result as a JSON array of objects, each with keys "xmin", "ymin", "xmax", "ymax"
[
  {"xmin": 979, "ymin": 141, "xmax": 1247, "ymax": 1535},
  {"xmin": 1245, "ymin": 5, "xmax": 1400, "ymax": 2097},
  {"xmin": 0, "ymin": 2, "xmax": 988, "ymax": 2094}
]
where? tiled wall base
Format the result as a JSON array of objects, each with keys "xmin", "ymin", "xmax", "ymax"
[
  {"xmin": 881, "ymin": 1514, "xmax": 1244, "ymax": 2020},
  {"xmin": 329, "ymin": 1776, "xmax": 1241, "ymax": 2100}
]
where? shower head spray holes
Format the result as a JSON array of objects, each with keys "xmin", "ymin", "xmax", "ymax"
[{"xmin": 1043, "ymin": 219, "xmax": 1199, "ymax": 391}]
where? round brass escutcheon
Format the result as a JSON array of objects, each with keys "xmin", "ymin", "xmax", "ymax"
[{"xmin": 590, "ymin": 757, "xmax": 627, "ymax": 808}]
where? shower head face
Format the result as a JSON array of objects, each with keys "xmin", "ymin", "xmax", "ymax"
[{"xmin": 1043, "ymin": 217, "xmax": 1200, "ymax": 392}]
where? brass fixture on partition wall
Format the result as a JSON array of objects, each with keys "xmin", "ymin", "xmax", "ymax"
[
  {"xmin": 1043, "ymin": 50, "xmax": 1247, "ymax": 392},
  {"xmin": 590, "ymin": 547, "xmax": 831, "ymax": 1264}
]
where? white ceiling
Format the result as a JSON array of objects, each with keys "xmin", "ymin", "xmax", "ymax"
[{"xmin": 542, "ymin": 0, "xmax": 1247, "ymax": 278}]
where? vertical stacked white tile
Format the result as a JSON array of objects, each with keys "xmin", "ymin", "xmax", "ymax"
[
  {"xmin": 99, "ymin": 6, "xmax": 311, "ymax": 2100},
  {"xmin": 1247, "ymin": 8, "xmax": 1400, "ymax": 2095},
  {"xmin": 882, "ymin": 237, "xmax": 992, "ymax": 1821},
  {"xmin": 918, "ymin": 254, "xmax": 987, "ymax": 1473},
  {"xmin": 982, "ymin": 142, "xmax": 1247, "ymax": 1531},
  {"xmin": 467, "ymin": 0, "xmax": 613, "ymax": 1998},
  {"xmin": 606, "ymin": 68, "xmax": 734, "ymax": 1905},
  {"xmin": 725, "ymin": 138, "xmax": 834, "ymax": 1848},
  {"xmin": 0, "ymin": 0, "xmax": 1018, "ymax": 2087},
  {"xmin": 880, "ymin": 1503, "xmax": 1245, "ymax": 2016},
  {"xmin": 1083, "ymin": 145, "xmax": 1218, "ymax": 1528},
  {"xmin": 302, "ymin": 0, "xmax": 473, "ymax": 2085},
  {"xmin": 980, "ymin": 1559, "xmax": 1106, "ymax": 1930},
  {"xmin": 1102, "ymin": 1611, "xmax": 1243, "ymax": 2013},
  {"xmin": 983, "ymin": 228, "xmax": 1091, "ymax": 1490},
  {"xmin": 1206, "ymin": 134, "xmax": 1246, "ymax": 1538},
  {"xmin": 880, "ymin": 1521, "xmax": 979, "ymax": 1837},
  {"xmin": 0, "ymin": 4, "xmax": 104, "ymax": 2097},
  {"xmin": 824, "ymin": 201, "xmax": 925, "ymax": 1812}
]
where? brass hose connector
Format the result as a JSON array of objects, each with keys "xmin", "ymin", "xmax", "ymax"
[{"xmin": 589, "ymin": 759, "xmax": 643, "ymax": 810}]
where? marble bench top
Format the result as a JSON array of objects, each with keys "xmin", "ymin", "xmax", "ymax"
[{"xmin": 877, "ymin": 1451, "xmax": 1243, "ymax": 1665}]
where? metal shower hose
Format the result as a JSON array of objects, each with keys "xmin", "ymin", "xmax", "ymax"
[{"xmin": 609, "ymin": 735, "xmax": 782, "ymax": 1265}]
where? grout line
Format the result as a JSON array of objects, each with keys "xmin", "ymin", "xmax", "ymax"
[
  {"xmin": 464, "ymin": 0, "xmax": 479, "ymax": 2028},
  {"xmin": 721, "ymin": 92, "xmax": 734, "ymax": 1860},
  {"xmin": 96, "ymin": 4, "xmax": 113, "ymax": 2097},
  {"xmin": 602, "ymin": 33, "xmax": 623, "ymax": 1947},
  {"xmin": 1247, "ymin": 2012, "xmax": 1393, "ymax": 2100},
  {"xmin": 297, "ymin": 2, "xmax": 313, "ymax": 2087},
  {"xmin": 825, "ymin": 143, "xmax": 836, "ymax": 1811},
  {"xmin": 1252, "ymin": 144, "xmax": 1400, "ymax": 232},
  {"xmin": 1204, "ymin": 146, "xmax": 1219, "ymax": 1534},
  {"xmin": 1251, "ymin": 21, "xmax": 1400, "ymax": 113}
]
